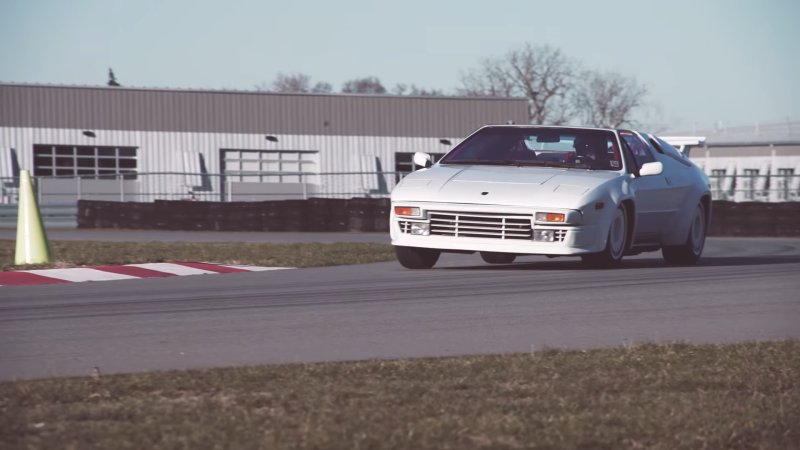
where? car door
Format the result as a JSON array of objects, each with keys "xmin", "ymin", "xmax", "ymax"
[
  {"xmin": 646, "ymin": 134, "xmax": 696, "ymax": 210},
  {"xmin": 619, "ymin": 131, "xmax": 674, "ymax": 244}
]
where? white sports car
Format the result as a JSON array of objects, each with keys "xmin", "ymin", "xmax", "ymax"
[{"xmin": 390, "ymin": 126, "xmax": 711, "ymax": 268}]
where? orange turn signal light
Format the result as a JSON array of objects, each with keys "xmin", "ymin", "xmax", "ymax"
[
  {"xmin": 394, "ymin": 206, "xmax": 421, "ymax": 217},
  {"xmin": 535, "ymin": 212, "xmax": 566, "ymax": 223}
]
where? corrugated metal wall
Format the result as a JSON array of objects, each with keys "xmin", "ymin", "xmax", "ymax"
[
  {"xmin": 0, "ymin": 83, "xmax": 529, "ymax": 202},
  {"xmin": 0, "ymin": 84, "xmax": 529, "ymax": 137},
  {"xmin": 5, "ymin": 84, "xmax": 799, "ymax": 205},
  {"xmin": 0, "ymin": 126, "xmax": 465, "ymax": 201}
]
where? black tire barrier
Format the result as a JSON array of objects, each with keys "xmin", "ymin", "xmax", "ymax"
[
  {"xmin": 710, "ymin": 201, "xmax": 800, "ymax": 237},
  {"xmin": 306, "ymin": 198, "xmax": 349, "ymax": 232},
  {"xmin": 77, "ymin": 198, "xmax": 393, "ymax": 232},
  {"xmin": 76, "ymin": 200, "xmax": 800, "ymax": 236},
  {"xmin": 347, "ymin": 197, "xmax": 378, "ymax": 232}
]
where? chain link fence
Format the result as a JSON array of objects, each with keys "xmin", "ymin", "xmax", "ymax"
[
  {"xmin": 0, "ymin": 171, "xmax": 408, "ymax": 205},
  {"xmin": 708, "ymin": 173, "xmax": 800, "ymax": 202},
  {"xmin": 2, "ymin": 172, "xmax": 800, "ymax": 205}
]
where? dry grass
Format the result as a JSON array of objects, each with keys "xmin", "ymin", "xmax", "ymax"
[
  {"xmin": 0, "ymin": 240, "xmax": 396, "ymax": 271},
  {"xmin": 1, "ymin": 341, "xmax": 797, "ymax": 450}
]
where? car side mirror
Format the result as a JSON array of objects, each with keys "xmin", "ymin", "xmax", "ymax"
[
  {"xmin": 413, "ymin": 152, "xmax": 433, "ymax": 169},
  {"xmin": 638, "ymin": 161, "xmax": 663, "ymax": 177}
]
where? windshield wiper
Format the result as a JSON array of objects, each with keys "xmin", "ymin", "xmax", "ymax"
[
  {"xmin": 442, "ymin": 159, "xmax": 574, "ymax": 168},
  {"xmin": 511, "ymin": 160, "xmax": 572, "ymax": 168},
  {"xmin": 441, "ymin": 159, "xmax": 516, "ymax": 166}
]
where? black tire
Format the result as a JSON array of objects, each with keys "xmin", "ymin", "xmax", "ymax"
[
  {"xmin": 395, "ymin": 246, "xmax": 440, "ymax": 269},
  {"xmin": 663, "ymin": 202, "xmax": 707, "ymax": 265},
  {"xmin": 480, "ymin": 252, "xmax": 516, "ymax": 264},
  {"xmin": 582, "ymin": 204, "xmax": 628, "ymax": 269}
]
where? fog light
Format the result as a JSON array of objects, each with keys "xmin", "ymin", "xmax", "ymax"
[
  {"xmin": 410, "ymin": 222, "xmax": 430, "ymax": 236},
  {"xmin": 533, "ymin": 229, "xmax": 556, "ymax": 242}
]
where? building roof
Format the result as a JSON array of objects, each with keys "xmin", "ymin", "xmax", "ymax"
[
  {"xmin": 666, "ymin": 121, "xmax": 800, "ymax": 147},
  {"xmin": 0, "ymin": 83, "xmax": 529, "ymax": 138}
]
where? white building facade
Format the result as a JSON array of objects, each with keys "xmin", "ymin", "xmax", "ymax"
[{"xmin": 678, "ymin": 122, "xmax": 800, "ymax": 202}]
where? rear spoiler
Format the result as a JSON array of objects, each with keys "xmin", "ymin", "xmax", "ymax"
[{"xmin": 659, "ymin": 136, "xmax": 706, "ymax": 157}]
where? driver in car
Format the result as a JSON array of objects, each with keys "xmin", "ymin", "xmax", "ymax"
[{"xmin": 573, "ymin": 135, "xmax": 609, "ymax": 169}]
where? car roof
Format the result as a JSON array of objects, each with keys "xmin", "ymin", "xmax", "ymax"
[{"xmin": 479, "ymin": 124, "xmax": 617, "ymax": 132}]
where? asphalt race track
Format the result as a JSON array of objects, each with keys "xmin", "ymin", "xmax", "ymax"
[{"xmin": 1, "ymin": 237, "xmax": 799, "ymax": 381}]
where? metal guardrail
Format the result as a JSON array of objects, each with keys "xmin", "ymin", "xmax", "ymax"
[{"xmin": 0, "ymin": 204, "xmax": 78, "ymax": 229}]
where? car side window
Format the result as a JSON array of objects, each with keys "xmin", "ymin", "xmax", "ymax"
[{"xmin": 620, "ymin": 131, "xmax": 655, "ymax": 171}]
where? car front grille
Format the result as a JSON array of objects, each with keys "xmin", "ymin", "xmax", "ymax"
[
  {"xmin": 429, "ymin": 211, "xmax": 533, "ymax": 240},
  {"xmin": 398, "ymin": 220, "xmax": 413, "ymax": 234}
]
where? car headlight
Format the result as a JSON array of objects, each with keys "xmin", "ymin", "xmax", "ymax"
[
  {"xmin": 409, "ymin": 222, "xmax": 430, "ymax": 235},
  {"xmin": 533, "ymin": 229, "xmax": 558, "ymax": 242}
]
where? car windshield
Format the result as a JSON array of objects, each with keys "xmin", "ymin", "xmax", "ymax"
[{"xmin": 439, "ymin": 127, "xmax": 623, "ymax": 171}]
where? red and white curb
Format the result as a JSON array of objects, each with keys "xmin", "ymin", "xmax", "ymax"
[{"xmin": 0, "ymin": 262, "xmax": 292, "ymax": 287}]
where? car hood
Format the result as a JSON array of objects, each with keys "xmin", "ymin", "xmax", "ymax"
[{"xmin": 392, "ymin": 164, "xmax": 620, "ymax": 209}]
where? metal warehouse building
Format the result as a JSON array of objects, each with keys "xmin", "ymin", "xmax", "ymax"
[
  {"xmin": 678, "ymin": 122, "xmax": 800, "ymax": 202},
  {"xmin": 0, "ymin": 83, "xmax": 529, "ymax": 204}
]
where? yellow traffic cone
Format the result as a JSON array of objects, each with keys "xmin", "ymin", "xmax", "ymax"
[{"xmin": 15, "ymin": 170, "xmax": 51, "ymax": 265}]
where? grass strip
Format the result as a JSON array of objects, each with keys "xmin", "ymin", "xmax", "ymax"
[
  {"xmin": 1, "ymin": 341, "xmax": 797, "ymax": 449},
  {"xmin": 0, "ymin": 240, "xmax": 396, "ymax": 271}
]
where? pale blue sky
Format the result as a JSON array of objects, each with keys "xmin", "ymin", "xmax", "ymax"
[{"xmin": 1, "ymin": 0, "xmax": 798, "ymax": 131}]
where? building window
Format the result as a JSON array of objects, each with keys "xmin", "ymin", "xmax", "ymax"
[
  {"xmin": 33, "ymin": 144, "xmax": 138, "ymax": 179},
  {"xmin": 221, "ymin": 149, "xmax": 318, "ymax": 183},
  {"xmin": 394, "ymin": 152, "xmax": 445, "ymax": 182},
  {"xmin": 708, "ymin": 169, "xmax": 723, "ymax": 192},
  {"xmin": 741, "ymin": 168, "xmax": 759, "ymax": 200},
  {"xmin": 777, "ymin": 168, "xmax": 795, "ymax": 200}
]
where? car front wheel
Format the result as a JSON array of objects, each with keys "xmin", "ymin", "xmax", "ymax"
[
  {"xmin": 395, "ymin": 246, "xmax": 441, "ymax": 269},
  {"xmin": 582, "ymin": 204, "xmax": 627, "ymax": 269},
  {"xmin": 480, "ymin": 252, "xmax": 516, "ymax": 264},
  {"xmin": 662, "ymin": 202, "xmax": 707, "ymax": 265}
]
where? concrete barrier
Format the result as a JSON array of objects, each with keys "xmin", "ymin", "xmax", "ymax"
[{"xmin": 74, "ymin": 199, "xmax": 800, "ymax": 236}]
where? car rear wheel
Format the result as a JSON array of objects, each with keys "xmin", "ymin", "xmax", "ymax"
[
  {"xmin": 395, "ymin": 246, "xmax": 441, "ymax": 269},
  {"xmin": 480, "ymin": 252, "xmax": 516, "ymax": 264},
  {"xmin": 582, "ymin": 205, "xmax": 627, "ymax": 269},
  {"xmin": 662, "ymin": 203, "xmax": 707, "ymax": 265}
]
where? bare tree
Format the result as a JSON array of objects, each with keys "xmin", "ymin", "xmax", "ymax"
[
  {"xmin": 254, "ymin": 73, "xmax": 332, "ymax": 93},
  {"xmin": 392, "ymin": 83, "xmax": 444, "ymax": 96},
  {"xmin": 271, "ymin": 72, "xmax": 312, "ymax": 92},
  {"xmin": 459, "ymin": 44, "xmax": 575, "ymax": 124},
  {"xmin": 311, "ymin": 81, "xmax": 333, "ymax": 93},
  {"xmin": 407, "ymin": 85, "xmax": 444, "ymax": 96},
  {"xmin": 392, "ymin": 83, "xmax": 409, "ymax": 95},
  {"xmin": 573, "ymin": 70, "xmax": 647, "ymax": 128},
  {"xmin": 341, "ymin": 76, "xmax": 386, "ymax": 94}
]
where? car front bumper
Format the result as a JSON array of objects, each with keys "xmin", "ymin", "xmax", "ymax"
[{"xmin": 389, "ymin": 201, "xmax": 608, "ymax": 256}]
